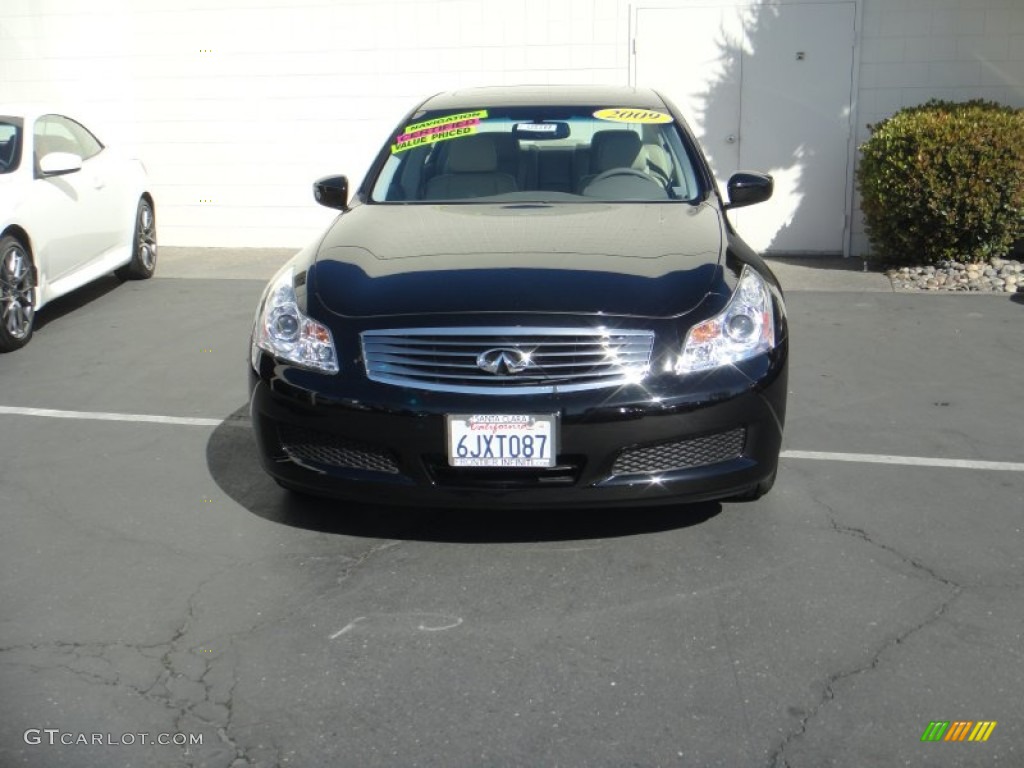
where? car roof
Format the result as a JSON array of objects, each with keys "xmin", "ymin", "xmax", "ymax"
[
  {"xmin": 0, "ymin": 104, "xmax": 77, "ymax": 124},
  {"xmin": 417, "ymin": 85, "xmax": 669, "ymax": 111},
  {"xmin": 0, "ymin": 105, "xmax": 37, "ymax": 122}
]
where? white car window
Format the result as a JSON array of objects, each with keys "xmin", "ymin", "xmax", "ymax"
[
  {"xmin": 0, "ymin": 120, "xmax": 20, "ymax": 174},
  {"xmin": 34, "ymin": 115, "xmax": 103, "ymax": 163}
]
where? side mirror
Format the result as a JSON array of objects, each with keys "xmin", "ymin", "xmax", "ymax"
[
  {"xmin": 39, "ymin": 152, "xmax": 83, "ymax": 177},
  {"xmin": 724, "ymin": 172, "xmax": 773, "ymax": 209},
  {"xmin": 314, "ymin": 175, "xmax": 349, "ymax": 211}
]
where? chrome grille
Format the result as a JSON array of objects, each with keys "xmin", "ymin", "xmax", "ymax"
[
  {"xmin": 611, "ymin": 428, "xmax": 746, "ymax": 476},
  {"xmin": 361, "ymin": 327, "xmax": 655, "ymax": 395}
]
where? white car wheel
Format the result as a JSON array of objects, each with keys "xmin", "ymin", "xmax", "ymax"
[
  {"xmin": 116, "ymin": 198, "xmax": 157, "ymax": 280},
  {"xmin": 0, "ymin": 235, "xmax": 35, "ymax": 352}
]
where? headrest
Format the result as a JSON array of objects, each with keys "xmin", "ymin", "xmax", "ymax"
[
  {"xmin": 591, "ymin": 130, "xmax": 643, "ymax": 172},
  {"xmin": 446, "ymin": 134, "xmax": 499, "ymax": 173},
  {"xmin": 644, "ymin": 143, "xmax": 671, "ymax": 174}
]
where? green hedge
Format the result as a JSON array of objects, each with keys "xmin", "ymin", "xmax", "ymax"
[{"xmin": 857, "ymin": 100, "xmax": 1024, "ymax": 265}]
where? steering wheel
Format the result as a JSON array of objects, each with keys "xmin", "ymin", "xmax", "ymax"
[
  {"xmin": 589, "ymin": 167, "xmax": 660, "ymax": 186},
  {"xmin": 582, "ymin": 167, "xmax": 669, "ymax": 199}
]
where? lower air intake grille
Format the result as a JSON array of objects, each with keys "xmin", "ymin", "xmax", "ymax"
[
  {"xmin": 611, "ymin": 428, "xmax": 746, "ymax": 476},
  {"xmin": 279, "ymin": 425, "xmax": 400, "ymax": 474}
]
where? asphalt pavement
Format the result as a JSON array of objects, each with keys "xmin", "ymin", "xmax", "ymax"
[{"xmin": 0, "ymin": 248, "xmax": 1021, "ymax": 768}]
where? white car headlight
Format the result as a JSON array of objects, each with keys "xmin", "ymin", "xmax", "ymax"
[
  {"xmin": 253, "ymin": 269, "xmax": 339, "ymax": 373},
  {"xmin": 676, "ymin": 265, "xmax": 776, "ymax": 373}
]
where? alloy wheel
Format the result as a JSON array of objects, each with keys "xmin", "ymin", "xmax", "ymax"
[
  {"xmin": 1, "ymin": 241, "xmax": 34, "ymax": 341},
  {"xmin": 137, "ymin": 201, "xmax": 157, "ymax": 271}
]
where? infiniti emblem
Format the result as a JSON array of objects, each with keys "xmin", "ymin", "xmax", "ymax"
[{"xmin": 477, "ymin": 348, "xmax": 532, "ymax": 375}]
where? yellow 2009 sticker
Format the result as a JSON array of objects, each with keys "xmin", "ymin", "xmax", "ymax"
[
  {"xmin": 391, "ymin": 110, "xmax": 488, "ymax": 154},
  {"xmin": 593, "ymin": 108, "xmax": 672, "ymax": 124}
]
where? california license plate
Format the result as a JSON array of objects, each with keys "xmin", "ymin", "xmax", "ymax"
[{"xmin": 446, "ymin": 414, "xmax": 557, "ymax": 468}]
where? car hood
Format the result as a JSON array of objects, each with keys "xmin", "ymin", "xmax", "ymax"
[{"xmin": 311, "ymin": 202, "xmax": 724, "ymax": 319}]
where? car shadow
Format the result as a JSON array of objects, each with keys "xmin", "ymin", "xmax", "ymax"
[
  {"xmin": 206, "ymin": 406, "xmax": 723, "ymax": 543},
  {"xmin": 34, "ymin": 274, "xmax": 124, "ymax": 331}
]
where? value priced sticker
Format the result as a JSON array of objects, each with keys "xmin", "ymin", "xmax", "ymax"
[
  {"xmin": 391, "ymin": 110, "xmax": 489, "ymax": 154},
  {"xmin": 593, "ymin": 108, "xmax": 673, "ymax": 124}
]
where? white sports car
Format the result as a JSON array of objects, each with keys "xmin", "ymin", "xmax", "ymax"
[{"xmin": 0, "ymin": 107, "xmax": 156, "ymax": 351}]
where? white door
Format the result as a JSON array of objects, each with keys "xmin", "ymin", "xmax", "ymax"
[
  {"xmin": 31, "ymin": 115, "xmax": 112, "ymax": 281},
  {"xmin": 633, "ymin": 6, "xmax": 745, "ymax": 179},
  {"xmin": 634, "ymin": 3, "xmax": 856, "ymax": 255}
]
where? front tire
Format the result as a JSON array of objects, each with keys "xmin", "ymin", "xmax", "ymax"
[
  {"xmin": 0, "ymin": 235, "xmax": 36, "ymax": 352},
  {"xmin": 115, "ymin": 197, "xmax": 157, "ymax": 280}
]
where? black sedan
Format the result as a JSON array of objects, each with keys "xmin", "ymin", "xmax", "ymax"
[{"xmin": 249, "ymin": 86, "xmax": 787, "ymax": 508}]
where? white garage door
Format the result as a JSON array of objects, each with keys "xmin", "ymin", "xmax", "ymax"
[{"xmin": 634, "ymin": 3, "xmax": 856, "ymax": 255}]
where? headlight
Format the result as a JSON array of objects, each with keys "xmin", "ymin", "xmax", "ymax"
[
  {"xmin": 252, "ymin": 268, "xmax": 339, "ymax": 373},
  {"xmin": 676, "ymin": 265, "xmax": 775, "ymax": 373}
]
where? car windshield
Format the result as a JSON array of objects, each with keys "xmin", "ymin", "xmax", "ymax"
[
  {"xmin": 0, "ymin": 119, "xmax": 22, "ymax": 174},
  {"xmin": 369, "ymin": 106, "xmax": 703, "ymax": 204}
]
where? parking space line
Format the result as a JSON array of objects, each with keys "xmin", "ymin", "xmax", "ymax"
[
  {"xmin": 3, "ymin": 406, "xmax": 1022, "ymax": 472},
  {"xmin": 781, "ymin": 450, "xmax": 1024, "ymax": 472},
  {"xmin": 0, "ymin": 405, "xmax": 224, "ymax": 427}
]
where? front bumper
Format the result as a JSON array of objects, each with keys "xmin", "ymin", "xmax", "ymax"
[{"xmin": 248, "ymin": 343, "xmax": 787, "ymax": 509}]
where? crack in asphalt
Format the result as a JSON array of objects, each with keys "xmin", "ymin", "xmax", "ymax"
[
  {"xmin": 766, "ymin": 588, "xmax": 961, "ymax": 768},
  {"xmin": 216, "ymin": 666, "xmax": 251, "ymax": 768},
  {"xmin": 765, "ymin": 501, "xmax": 964, "ymax": 768},
  {"xmin": 0, "ymin": 538, "xmax": 402, "ymax": 767},
  {"xmin": 827, "ymin": 518, "xmax": 960, "ymax": 588}
]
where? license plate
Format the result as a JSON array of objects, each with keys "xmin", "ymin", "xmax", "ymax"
[{"xmin": 447, "ymin": 414, "xmax": 557, "ymax": 468}]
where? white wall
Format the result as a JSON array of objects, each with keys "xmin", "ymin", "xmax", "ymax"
[
  {"xmin": 2, "ymin": 0, "xmax": 1022, "ymax": 254},
  {"xmin": 1, "ymin": 0, "xmax": 630, "ymax": 247}
]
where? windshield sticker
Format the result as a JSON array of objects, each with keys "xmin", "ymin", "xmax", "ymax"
[
  {"xmin": 391, "ymin": 124, "xmax": 477, "ymax": 153},
  {"xmin": 593, "ymin": 108, "xmax": 672, "ymax": 124},
  {"xmin": 403, "ymin": 110, "xmax": 488, "ymax": 134},
  {"xmin": 391, "ymin": 110, "xmax": 488, "ymax": 154}
]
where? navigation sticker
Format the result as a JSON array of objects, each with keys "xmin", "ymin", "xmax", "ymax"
[
  {"xmin": 403, "ymin": 110, "xmax": 488, "ymax": 134},
  {"xmin": 391, "ymin": 110, "xmax": 488, "ymax": 154},
  {"xmin": 593, "ymin": 108, "xmax": 673, "ymax": 124}
]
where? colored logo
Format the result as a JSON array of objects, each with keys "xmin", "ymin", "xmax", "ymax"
[{"xmin": 921, "ymin": 721, "xmax": 997, "ymax": 742}]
